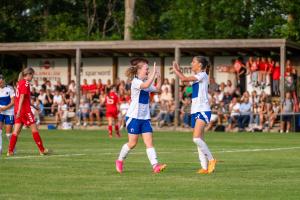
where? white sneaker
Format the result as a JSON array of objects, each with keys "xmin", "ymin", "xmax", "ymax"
[
  {"xmin": 286, "ymin": 130, "xmax": 289, "ymax": 133},
  {"xmin": 280, "ymin": 130, "xmax": 283, "ymax": 133}
]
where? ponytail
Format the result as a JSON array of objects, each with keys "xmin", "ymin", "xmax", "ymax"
[
  {"xmin": 125, "ymin": 66, "xmax": 138, "ymax": 80},
  {"xmin": 18, "ymin": 72, "xmax": 24, "ymax": 81},
  {"xmin": 206, "ymin": 65, "xmax": 210, "ymax": 75},
  {"xmin": 126, "ymin": 58, "xmax": 149, "ymax": 80}
]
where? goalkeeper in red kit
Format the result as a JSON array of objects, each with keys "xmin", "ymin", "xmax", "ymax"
[
  {"xmin": 7, "ymin": 67, "xmax": 49, "ymax": 156},
  {"xmin": 104, "ymin": 87, "xmax": 120, "ymax": 138}
]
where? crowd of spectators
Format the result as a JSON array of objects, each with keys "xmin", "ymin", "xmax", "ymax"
[{"xmin": 29, "ymin": 58, "xmax": 299, "ymax": 132}]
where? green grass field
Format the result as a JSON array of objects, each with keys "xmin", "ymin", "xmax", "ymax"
[{"xmin": 0, "ymin": 130, "xmax": 300, "ymax": 200}]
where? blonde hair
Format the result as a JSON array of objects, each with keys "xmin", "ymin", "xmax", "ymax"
[
  {"xmin": 125, "ymin": 58, "xmax": 149, "ymax": 80},
  {"xmin": 125, "ymin": 66, "xmax": 138, "ymax": 80},
  {"xmin": 18, "ymin": 67, "xmax": 35, "ymax": 81}
]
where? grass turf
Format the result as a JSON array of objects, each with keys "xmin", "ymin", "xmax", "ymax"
[{"xmin": 0, "ymin": 130, "xmax": 300, "ymax": 200}]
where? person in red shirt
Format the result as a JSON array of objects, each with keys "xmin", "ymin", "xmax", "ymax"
[
  {"xmin": 81, "ymin": 79, "xmax": 90, "ymax": 95},
  {"xmin": 267, "ymin": 57, "xmax": 274, "ymax": 86},
  {"xmin": 7, "ymin": 67, "xmax": 49, "ymax": 156},
  {"xmin": 259, "ymin": 57, "xmax": 268, "ymax": 86},
  {"xmin": 104, "ymin": 87, "xmax": 120, "ymax": 138},
  {"xmin": 97, "ymin": 78, "xmax": 105, "ymax": 93},
  {"xmin": 272, "ymin": 61, "xmax": 280, "ymax": 96},
  {"xmin": 89, "ymin": 79, "xmax": 98, "ymax": 94}
]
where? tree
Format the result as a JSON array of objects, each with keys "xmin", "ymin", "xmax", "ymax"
[{"xmin": 124, "ymin": 0, "xmax": 135, "ymax": 40}]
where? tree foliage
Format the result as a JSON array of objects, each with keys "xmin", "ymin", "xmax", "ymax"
[{"xmin": 0, "ymin": 0, "xmax": 300, "ymax": 42}]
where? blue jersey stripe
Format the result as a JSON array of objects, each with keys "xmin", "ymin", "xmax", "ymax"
[
  {"xmin": 139, "ymin": 90, "xmax": 149, "ymax": 104},
  {"xmin": 192, "ymin": 82, "xmax": 199, "ymax": 98},
  {"xmin": 0, "ymin": 96, "xmax": 11, "ymax": 105}
]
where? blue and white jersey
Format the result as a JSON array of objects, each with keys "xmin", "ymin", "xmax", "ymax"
[
  {"xmin": 191, "ymin": 72, "xmax": 211, "ymax": 114},
  {"xmin": 0, "ymin": 85, "xmax": 15, "ymax": 116},
  {"xmin": 126, "ymin": 78, "xmax": 157, "ymax": 120}
]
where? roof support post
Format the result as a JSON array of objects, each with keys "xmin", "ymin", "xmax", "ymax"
[
  {"xmin": 209, "ymin": 55, "xmax": 214, "ymax": 79},
  {"xmin": 67, "ymin": 57, "xmax": 71, "ymax": 85},
  {"xmin": 160, "ymin": 56, "xmax": 165, "ymax": 82},
  {"xmin": 75, "ymin": 48, "xmax": 81, "ymax": 125},
  {"xmin": 174, "ymin": 47, "xmax": 181, "ymax": 127},
  {"xmin": 280, "ymin": 45, "xmax": 286, "ymax": 122}
]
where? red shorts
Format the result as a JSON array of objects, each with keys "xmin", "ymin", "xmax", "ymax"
[
  {"xmin": 15, "ymin": 112, "xmax": 35, "ymax": 126},
  {"xmin": 106, "ymin": 110, "xmax": 118, "ymax": 119}
]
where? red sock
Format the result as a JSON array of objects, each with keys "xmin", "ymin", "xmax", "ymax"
[
  {"xmin": 8, "ymin": 134, "xmax": 18, "ymax": 153},
  {"xmin": 108, "ymin": 125, "xmax": 113, "ymax": 135},
  {"xmin": 115, "ymin": 125, "xmax": 119, "ymax": 133},
  {"xmin": 32, "ymin": 132, "xmax": 45, "ymax": 152}
]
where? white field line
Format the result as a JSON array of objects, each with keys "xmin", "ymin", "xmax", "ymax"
[
  {"xmin": 3, "ymin": 146, "xmax": 300, "ymax": 160},
  {"xmin": 216, "ymin": 146, "xmax": 300, "ymax": 153},
  {"xmin": 5, "ymin": 153, "xmax": 86, "ymax": 159}
]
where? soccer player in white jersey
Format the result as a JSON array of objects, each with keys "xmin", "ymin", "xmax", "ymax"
[
  {"xmin": 173, "ymin": 56, "xmax": 217, "ymax": 174},
  {"xmin": 115, "ymin": 58, "xmax": 167, "ymax": 174},
  {"xmin": 0, "ymin": 75, "xmax": 15, "ymax": 155}
]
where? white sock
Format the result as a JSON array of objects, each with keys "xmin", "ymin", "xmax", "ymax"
[
  {"xmin": 118, "ymin": 143, "xmax": 131, "ymax": 161},
  {"xmin": 0, "ymin": 130, "xmax": 2, "ymax": 153},
  {"xmin": 6, "ymin": 133, "xmax": 12, "ymax": 141},
  {"xmin": 193, "ymin": 138, "xmax": 214, "ymax": 161},
  {"xmin": 146, "ymin": 147, "xmax": 158, "ymax": 167},
  {"xmin": 197, "ymin": 146, "xmax": 208, "ymax": 170}
]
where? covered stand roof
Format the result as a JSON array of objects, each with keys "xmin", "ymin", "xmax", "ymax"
[{"xmin": 0, "ymin": 39, "xmax": 299, "ymax": 58}]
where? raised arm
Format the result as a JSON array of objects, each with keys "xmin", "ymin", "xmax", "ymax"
[
  {"xmin": 172, "ymin": 61, "xmax": 198, "ymax": 82},
  {"xmin": 140, "ymin": 62, "xmax": 157, "ymax": 89},
  {"xmin": 154, "ymin": 70, "xmax": 162, "ymax": 92}
]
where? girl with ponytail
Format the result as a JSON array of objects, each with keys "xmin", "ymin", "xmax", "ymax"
[{"xmin": 173, "ymin": 56, "xmax": 217, "ymax": 174}]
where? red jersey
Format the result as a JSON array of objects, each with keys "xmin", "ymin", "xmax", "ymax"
[
  {"xmin": 81, "ymin": 84, "xmax": 90, "ymax": 93},
  {"xmin": 273, "ymin": 65, "xmax": 280, "ymax": 80},
  {"xmin": 15, "ymin": 79, "xmax": 32, "ymax": 114},
  {"xmin": 105, "ymin": 92, "xmax": 118, "ymax": 112},
  {"xmin": 89, "ymin": 83, "xmax": 97, "ymax": 93},
  {"xmin": 259, "ymin": 61, "xmax": 268, "ymax": 71},
  {"xmin": 98, "ymin": 83, "xmax": 105, "ymax": 93}
]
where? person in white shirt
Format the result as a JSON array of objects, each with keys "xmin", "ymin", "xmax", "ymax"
[
  {"xmin": 115, "ymin": 58, "xmax": 166, "ymax": 174},
  {"xmin": 51, "ymin": 90, "xmax": 63, "ymax": 115},
  {"xmin": 224, "ymin": 80, "xmax": 236, "ymax": 95},
  {"xmin": 227, "ymin": 97, "xmax": 240, "ymax": 131},
  {"xmin": 46, "ymin": 80, "xmax": 55, "ymax": 92},
  {"xmin": 118, "ymin": 98, "xmax": 130, "ymax": 130},
  {"xmin": 0, "ymin": 76, "xmax": 15, "ymax": 154},
  {"xmin": 32, "ymin": 79, "xmax": 42, "ymax": 92},
  {"xmin": 160, "ymin": 87, "xmax": 173, "ymax": 102},
  {"xmin": 68, "ymin": 80, "xmax": 76, "ymax": 93},
  {"xmin": 38, "ymin": 89, "xmax": 47, "ymax": 104},
  {"xmin": 173, "ymin": 56, "xmax": 217, "ymax": 174},
  {"xmin": 161, "ymin": 78, "xmax": 172, "ymax": 94}
]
